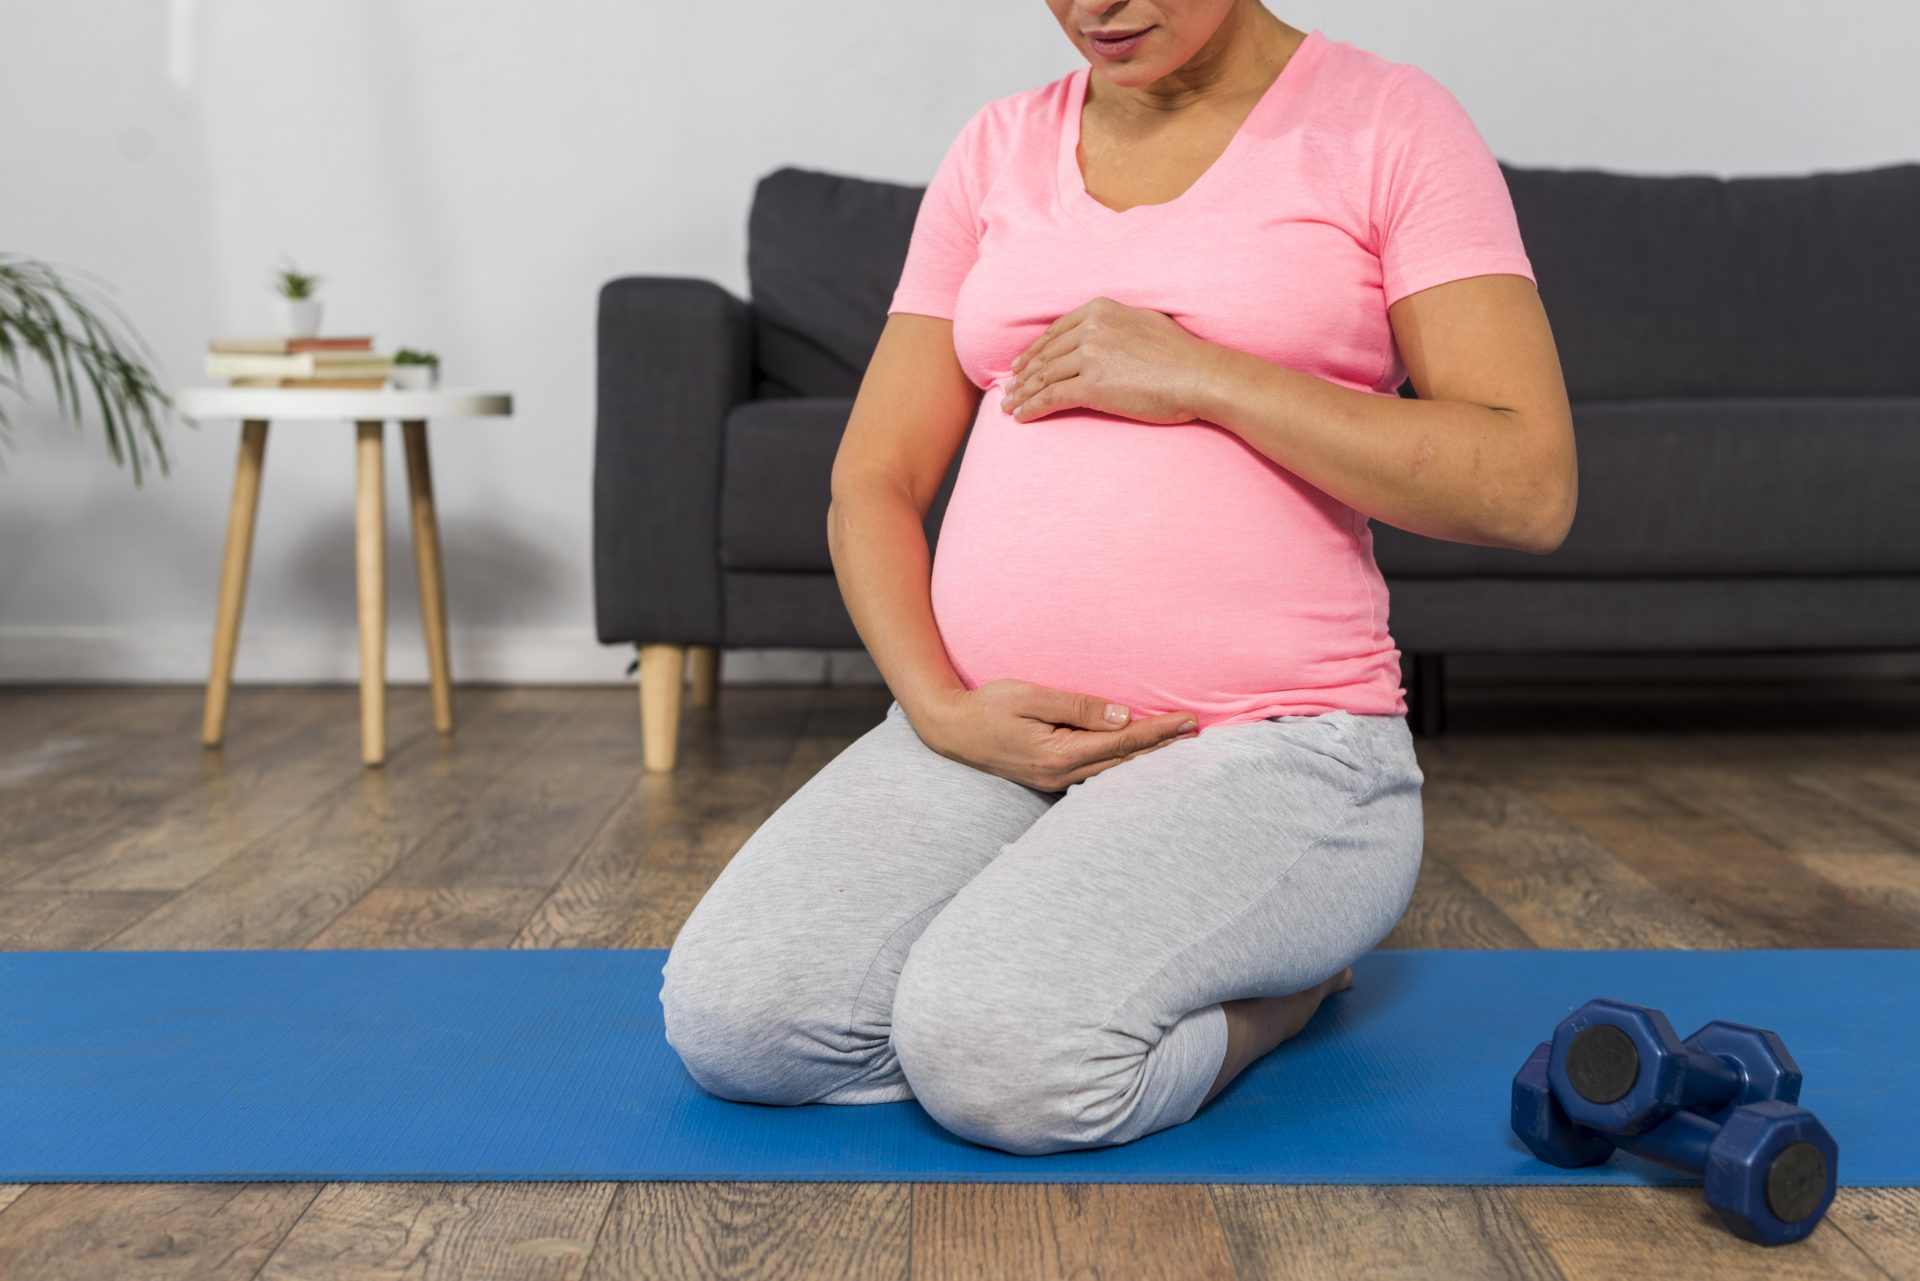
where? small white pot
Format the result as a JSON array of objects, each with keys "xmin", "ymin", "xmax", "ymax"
[
  {"xmin": 278, "ymin": 296, "xmax": 322, "ymax": 337},
  {"xmin": 390, "ymin": 364, "xmax": 439, "ymax": 390}
]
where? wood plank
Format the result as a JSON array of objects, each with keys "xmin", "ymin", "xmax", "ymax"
[
  {"xmin": 100, "ymin": 689, "xmax": 585, "ymax": 950},
  {"xmin": 584, "ymin": 1182, "xmax": 906, "ymax": 1281},
  {"xmin": 1786, "ymin": 848, "xmax": 1920, "ymax": 930},
  {"xmin": 1825, "ymin": 1188, "xmax": 1920, "ymax": 1279},
  {"xmin": 516, "ymin": 696, "xmax": 826, "ymax": 950},
  {"xmin": 308, "ymin": 886, "xmax": 553, "ymax": 949},
  {"xmin": 1795, "ymin": 765, "xmax": 1920, "ymax": 854},
  {"xmin": 912, "ymin": 1184, "xmax": 1232, "ymax": 1281},
  {"xmin": 511, "ymin": 784, "xmax": 755, "ymax": 951},
  {"xmin": 1420, "ymin": 767, "xmax": 1739, "ymax": 949},
  {"xmin": 0, "ymin": 689, "xmax": 261, "ymax": 886},
  {"xmin": 360, "ymin": 692, "xmax": 639, "ymax": 892},
  {"xmin": 0, "ymin": 1183, "xmax": 319, "ymax": 1281},
  {"xmin": 307, "ymin": 693, "xmax": 645, "ymax": 946},
  {"xmin": 0, "ymin": 1186, "xmax": 24, "ymax": 1214},
  {"xmin": 0, "ymin": 685, "xmax": 113, "ymax": 754},
  {"xmin": 0, "ymin": 890, "xmax": 168, "ymax": 950},
  {"xmin": 0, "ymin": 686, "xmax": 186, "ymax": 771},
  {"xmin": 1663, "ymin": 758, "xmax": 1920, "ymax": 929},
  {"xmin": 18, "ymin": 687, "xmax": 422, "ymax": 892},
  {"xmin": 1506, "ymin": 1186, "xmax": 1887, "ymax": 1280},
  {"xmin": 1212, "ymin": 1185, "xmax": 1563, "ymax": 1281},
  {"xmin": 1378, "ymin": 854, "xmax": 1536, "ymax": 950},
  {"xmin": 1636, "ymin": 758, "xmax": 1916, "ymax": 858},
  {"xmin": 1517, "ymin": 771, "xmax": 1920, "ymax": 948},
  {"xmin": 258, "ymin": 1182, "xmax": 613, "ymax": 1281}
]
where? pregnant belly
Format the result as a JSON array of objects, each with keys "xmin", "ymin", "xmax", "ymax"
[{"xmin": 929, "ymin": 402, "xmax": 1399, "ymax": 726}]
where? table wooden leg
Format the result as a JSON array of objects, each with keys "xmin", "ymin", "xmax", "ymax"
[
  {"xmin": 355, "ymin": 421, "xmax": 387, "ymax": 766},
  {"xmin": 202, "ymin": 419, "xmax": 269, "ymax": 747},
  {"xmin": 402, "ymin": 420, "xmax": 454, "ymax": 733}
]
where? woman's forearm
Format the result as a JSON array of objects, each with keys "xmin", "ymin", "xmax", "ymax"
[
  {"xmin": 1189, "ymin": 343, "xmax": 1570, "ymax": 554},
  {"xmin": 826, "ymin": 482, "xmax": 969, "ymax": 721}
]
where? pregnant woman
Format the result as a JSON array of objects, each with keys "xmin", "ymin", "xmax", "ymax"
[{"xmin": 661, "ymin": 2, "xmax": 1576, "ymax": 1155}]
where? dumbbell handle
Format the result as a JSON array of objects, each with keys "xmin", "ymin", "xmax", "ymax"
[
  {"xmin": 1672, "ymin": 1047, "xmax": 1744, "ymax": 1113},
  {"xmin": 1614, "ymin": 1107, "xmax": 1720, "ymax": 1174}
]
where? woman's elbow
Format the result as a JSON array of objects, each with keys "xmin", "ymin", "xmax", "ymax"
[
  {"xmin": 1487, "ymin": 420, "xmax": 1576, "ymax": 556},
  {"xmin": 1511, "ymin": 455, "xmax": 1578, "ymax": 556},
  {"xmin": 1518, "ymin": 490, "xmax": 1576, "ymax": 556}
]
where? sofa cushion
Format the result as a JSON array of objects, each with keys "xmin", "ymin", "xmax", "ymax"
[
  {"xmin": 746, "ymin": 167, "xmax": 922, "ymax": 401},
  {"xmin": 749, "ymin": 159, "xmax": 1920, "ymax": 406},
  {"xmin": 1505, "ymin": 161, "xmax": 1920, "ymax": 401},
  {"xmin": 719, "ymin": 397, "xmax": 962, "ymax": 571},
  {"xmin": 728, "ymin": 396, "xmax": 1918, "ymax": 579},
  {"xmin": 1370, "ymin": 397, "xmax": 1920, "ymax": 576}
]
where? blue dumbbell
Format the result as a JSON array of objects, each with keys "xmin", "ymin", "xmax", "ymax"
[{"xmin": 1510, "ymin": 998, "xmax": 1840, "ymax": 1246}]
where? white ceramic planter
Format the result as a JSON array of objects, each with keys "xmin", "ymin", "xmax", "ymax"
[
  {"xmin": 278, "ymin": 296, "xmax": 322, "ymax": 337},
  {"xmin": 390, "ymin": 364, "xmax": 440, "ymax": 390}
]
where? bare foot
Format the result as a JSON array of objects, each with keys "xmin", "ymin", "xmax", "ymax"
[{"xmin": 1201, "ymin": 966, "xmax": 1354, "ymax": 1106}]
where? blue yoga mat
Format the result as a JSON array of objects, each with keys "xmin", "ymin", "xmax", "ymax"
[{"xmin": 0, "ymin": 948, "xmax": 1912, "ymax": 1184}]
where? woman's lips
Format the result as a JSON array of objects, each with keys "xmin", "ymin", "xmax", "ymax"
[{"xmin": 1088, "ymin": 26, "xmax": 1153, "ymax": 59}]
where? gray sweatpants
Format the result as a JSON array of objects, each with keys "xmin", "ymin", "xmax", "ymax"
[{"xmin": 659, "ymin": 698, "xmax": 1425, "ymax": 1156}]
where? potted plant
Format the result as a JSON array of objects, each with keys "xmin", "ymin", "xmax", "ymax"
[
  {"xmin": 391, "ymin": 347, "xmax": 440, "ymax": 390},
  {"xmin": 273, "ymin": 257, "xmax": 323, "ymax": 337},
  {"xmin": 0, "ymin": 252, "xmax": 179, "ymax": 486}
]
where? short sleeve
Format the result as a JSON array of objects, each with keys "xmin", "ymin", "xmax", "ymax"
[
  {"xmin": 887, "ymin": 107, "xmax": 987, "ymax": 321},
  {"xmin": 1368, "ymin": 64, "xmax": 1535, "ymax": 308}
]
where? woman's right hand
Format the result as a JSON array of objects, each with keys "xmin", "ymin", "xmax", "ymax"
[{"xmin": 909, "ymin": 679, "xmax": 1199, "ymax": 793}]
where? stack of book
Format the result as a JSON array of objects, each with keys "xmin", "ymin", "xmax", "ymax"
[{"xmin": 206, "ymin": 336, "xmax": 394, "ymax": 388}]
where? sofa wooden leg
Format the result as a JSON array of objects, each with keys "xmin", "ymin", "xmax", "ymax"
[
  {"xmin": 638, "ymin": 643, "xmax": 685, "ymax": 772},
  {"xmin": 687, "ymin": 646, "xmax": 720, "ymax": 708}
]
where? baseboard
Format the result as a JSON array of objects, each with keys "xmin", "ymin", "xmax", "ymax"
[
  {"xmin": 0, "ymin": 627, "xmax": 832, "ymax": 686},
  {"xmin": 0, "ymin": 627, "xmax": 1915, "ymax": 686}
]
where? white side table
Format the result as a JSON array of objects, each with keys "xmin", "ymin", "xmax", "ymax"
[{"xmin": 175, "ymin": 387, "xmax": 514, "ymax": 766}]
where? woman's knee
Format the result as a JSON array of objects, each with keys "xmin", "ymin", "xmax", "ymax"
[
  {"xmin": 890, "ymin": 920, "xmax": 1126, "ymax": 1156},
  {"xmin": 660, "ymin": 905, "xmax": 880, "ymax": 1106},
  {"xmin": 890, "ymin": 972, "xmax": 1069, "ymax": 1153}
]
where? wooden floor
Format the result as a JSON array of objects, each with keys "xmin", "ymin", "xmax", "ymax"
[{"xmin": 0, "ymin": 680, "xmax": 1916, "ymax": 1281}]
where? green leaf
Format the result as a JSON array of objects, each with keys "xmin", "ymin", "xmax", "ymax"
[{"xmin": 0, "ymin": 252, "xmax": 178, "ymax": 484}]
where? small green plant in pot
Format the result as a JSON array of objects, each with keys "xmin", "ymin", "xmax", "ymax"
[
  {"xmin": 274, "ymin": 257, "xmax": 323, "ymax": 337},
  {"xmin": 391, "ymin": 347, "xmax": 440, "ymax": 390},
  {"xmin": 0, "ymin": 252, "xmax": 179, "ymax": 486}
]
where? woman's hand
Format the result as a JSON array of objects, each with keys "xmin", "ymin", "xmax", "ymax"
[
  {"xmin": 999, "ymin": 296, "xmax": 1220, "ymax": 426},
  {"xmin": 908, "ymin": 679, "xmax": 1199, "ymax": 793}
]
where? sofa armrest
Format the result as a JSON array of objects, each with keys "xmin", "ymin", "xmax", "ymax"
[{"xmin": 593, "ymin": 276, "xmax": 754, "ymax": 646}]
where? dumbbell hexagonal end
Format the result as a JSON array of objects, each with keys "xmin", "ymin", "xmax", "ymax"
[
  {"xmin": 1512, "ymin": 1040, "xmax": 1615, "ymax": 1168},
  {"xmin": 1548, "ymin": 998, "xmax": 1690, "ymax": 1135},
  {"xmin": 1702, "ymin": 1100, "xmax": 1838, "ymax": 1247},
  {"xmin": 1682, "ymin": 1021, "xmax": 1804, "ymax": 1110}
]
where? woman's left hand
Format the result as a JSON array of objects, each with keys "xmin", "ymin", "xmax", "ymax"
[{"xmin": 1000, "ymin": 295, "xmax": 1220, "ymax": 426}]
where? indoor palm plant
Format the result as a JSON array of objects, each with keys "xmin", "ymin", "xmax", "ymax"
[{"xmin": 0, "ymin": 253, "xmax": 177, "ymax": 486}]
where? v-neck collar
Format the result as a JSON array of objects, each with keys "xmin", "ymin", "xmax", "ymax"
[{"xmin": 1055, "ymin": 27, "xmax": 1326, "ymax": 233}]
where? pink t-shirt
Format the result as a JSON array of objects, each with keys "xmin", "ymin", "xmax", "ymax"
[{"xmin": 887, "ymin": 27, "xmax": 1535, "ymax": 729}]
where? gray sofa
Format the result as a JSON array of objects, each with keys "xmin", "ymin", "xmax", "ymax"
[{"xmin": 595, "ymin": 158, "xmax": 1920, "ymax": 769}]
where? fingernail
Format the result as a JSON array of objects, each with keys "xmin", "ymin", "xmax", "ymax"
[
  {"xmin": 1178, "ymin": 719, "xmax": 1197, "ymax": 734},
  {"xmin": 1105, "ymin": 703, "xmax": 1129, "ymax": 724}
]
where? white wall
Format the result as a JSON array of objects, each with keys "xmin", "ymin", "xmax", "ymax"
[{"xmin": 2, "ymin": 0, "xmax": 1914, "ymax": 685}]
